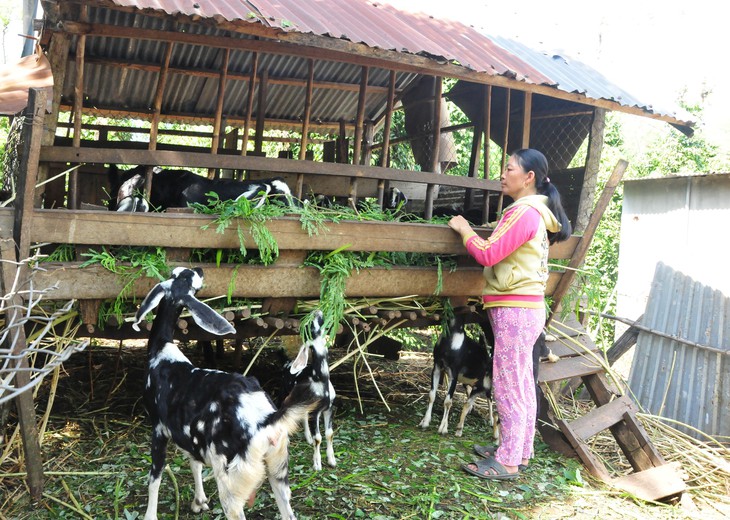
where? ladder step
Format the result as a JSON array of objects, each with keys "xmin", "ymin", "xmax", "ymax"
[
  {"xmin": 568, "ymin": 395, "xmax": 635, "ymax": 441},
  {"xmin": 538, "ymin": 354, "xmax": 603, "ymax": 383},
  {"xmin": 611, "ymin": 462, "xmax": 686, "ymax": 502}
]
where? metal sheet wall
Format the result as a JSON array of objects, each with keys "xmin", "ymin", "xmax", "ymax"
[{"xmin": 628, "ymin": 261, "xmax": 730, "ymax": 439}]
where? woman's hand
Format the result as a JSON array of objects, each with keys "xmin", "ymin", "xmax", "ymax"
[{"xmin": 448, "ymin": 215, "xmax": 474, "ymax": 237}]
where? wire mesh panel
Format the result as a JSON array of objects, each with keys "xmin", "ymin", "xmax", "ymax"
[{"xmin": 0, "ymin": 251, "xmax": 88, "ymax": 407}]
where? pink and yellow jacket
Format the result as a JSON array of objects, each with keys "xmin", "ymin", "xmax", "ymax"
[{"xmin": 461, "ymin": 195, "xmax": 561, "ymax": 309}]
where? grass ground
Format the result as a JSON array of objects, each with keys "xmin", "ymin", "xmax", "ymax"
[{"xmin": 1, "ymin": 338, "xmax": 728, "ymax": 519}]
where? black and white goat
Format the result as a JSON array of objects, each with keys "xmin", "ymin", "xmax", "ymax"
[
  {"xmin": 281, "ymin": 337, "xmax": 337, "ymax": 471},
  {"xmin": 133, "ymin": 266, "xmax": 327, "ymax": 520},
  {"xmin": 108, "ymin": 165, "xmax": 294, "ymax": 212},
  {"xmin": 419, "ymin": 313, "xmax": 495, "ymax": 438}
]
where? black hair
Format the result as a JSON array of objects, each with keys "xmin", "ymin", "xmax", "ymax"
[{"xmin": 511, "ymin": 148, "xmax": 572, "ymax": 244}]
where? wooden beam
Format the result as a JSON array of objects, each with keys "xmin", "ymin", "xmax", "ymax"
[
  {"xmin": 17, "ymin": 208, "xmax": 579, "ymax": 260},
  {"xmin": 39, "ymin": 146, "xmax": 504, "ymax": 191},
  {"xmin": 31, "ymin": 260, "xmax": 565, "ymax": 301},
  {"xmin": 56, "ymin": 102, "xmax": 353, "ymax": 133},
  {"xmin": 80, "ymin": 55, "xmax": 391, "ymax": 95}
]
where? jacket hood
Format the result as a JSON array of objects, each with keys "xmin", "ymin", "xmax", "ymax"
[{"xmin": 509, "ymin": 195, "xmax": 561, "ymax": 233}]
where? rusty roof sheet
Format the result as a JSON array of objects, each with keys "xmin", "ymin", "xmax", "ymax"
[{"xmin": 103, "ymin": 0, "xmax": 689, "ymax": 125}]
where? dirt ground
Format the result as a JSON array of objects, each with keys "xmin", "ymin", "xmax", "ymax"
[{"xmin": 2, "ymin": 337, "xmax": 729, "ymax": 519}]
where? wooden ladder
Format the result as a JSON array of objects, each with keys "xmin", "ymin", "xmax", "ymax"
[{"xmin": 537, "ymin": 319, "xmax": 686, "ymax": 502}]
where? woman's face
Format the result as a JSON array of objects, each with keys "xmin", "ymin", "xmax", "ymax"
[{"xmin": 501, "ymin": 155, "xmax": 536, "ymax": 200}]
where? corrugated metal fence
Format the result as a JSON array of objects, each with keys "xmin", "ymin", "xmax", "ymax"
[{"xmin": 628, "ymin": 261, "xmax": 729, "ymax": 440}]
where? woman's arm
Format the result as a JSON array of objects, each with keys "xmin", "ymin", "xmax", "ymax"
[{"xmin": 448, "ymin": 206, "xmax": 539, "ymax": 267}]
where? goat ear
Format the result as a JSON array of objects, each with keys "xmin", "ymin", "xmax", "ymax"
[
  {"xmin": 132, "ymin": 283, "xmax": 166, "ymax": 331},
  {"xmin": 185, "ymin": 296, "xmax": 236, "ymax": 336},
  {"xmin": 289, "ymin": 344, "xmax": 309, "ymax": 375}
]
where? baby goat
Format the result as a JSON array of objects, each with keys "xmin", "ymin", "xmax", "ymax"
[
  {"xmin": 133, "ymin": 266, "xmax": 326, "ymax": 520},
  {"xmin": 281, "ymin": 337, "xmax": 337, "ymax": 471},
  {"xmin": 419, "ymin": 313, "xmax": 494, "ymax": 437}
]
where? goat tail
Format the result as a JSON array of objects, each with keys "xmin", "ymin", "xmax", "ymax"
[{"xmin": 268, "ymin": 382, "xmax": 321, "ymax": 436}]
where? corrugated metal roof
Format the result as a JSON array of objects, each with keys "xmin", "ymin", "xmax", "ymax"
[
  {"xmin": 628, "ymin": 262, "xmax": 729, "ymax": 440},
  {"xmin": 102, "ymin": 0, "xmax": 689, "ymax": 126}
]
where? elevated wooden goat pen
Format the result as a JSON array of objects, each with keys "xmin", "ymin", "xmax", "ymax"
[{"xmin": 2, "ymin": 0, "xmax": 694, "ymax": 502}]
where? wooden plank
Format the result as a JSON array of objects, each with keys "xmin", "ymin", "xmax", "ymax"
[
  {"xmin": 21, "ymin": 209, "xmax": 579, "ymax": 259},
  {"xmin": 556, "ymin": 419, "xmax": 611, "ymax": 482},
  {"xmin": 611, "ymin": 462, "xmax": 685, "ymax": 502},
  {"xmin": 39, "ymin": 145, "xmax": 503, "ymax": 192},
  {"xmin": 568, "ymin": 395, "xmax": 634, "ymax": 441},
  {"xmin": 82, "ymin": 56, "xmax": 392, "ymax": 95},
  {"xmin": 32, "ymin": 263, "xmax": 484, "ymax": 300},
  {"xmin": 537, "ymin": 354, "xmax": 603, "ymax": 383}
]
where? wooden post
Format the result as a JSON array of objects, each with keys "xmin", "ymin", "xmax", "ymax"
[
  {"xmin": 575, "ymin": 108, "xmax": 606, "ymax": 233},
  {"xmin": 146, "ymin": 41, "xmax": 173, "ymax": 198},
  {"xmin": 299, "ymin": 59, "xmax": 314, "ymax": 160},
  {"xmin": 380, "ymin": 70, "xmax": 396, "ymax": 168},
  {"xmin": 496, "ymin": 88, "xmax": 511, "ymax": 216},
  {"xmin": 547, "ymin": 159, "xmax": 628, "ymax": 325},
  {"xmin": 209, "ymin": 47, "xmax": 230, "ymax": 179},
  {"xmin": 14, "ymin": 88, "xmax": 46, "ymax": 259},
  {"xmin": 241, "ymin": 52, "xmax": 258, "ymax": 158},
  {"xmin": 254, "ymin": 69, "xmax": 268, "ymax": 156},
  {"xmin": 70, "ymin": 33, "xmax": 85, "ymax": 209},
  {"xmin": 424, "ymin": 76, "xmax": 442, "ymax": 220},
  {"xmin": 521, "ymin": 91, "xmax": 532, "ymax": 148},
  {"xmin": 337, "ymin": 119, "xmax": 348, "ymax": 163},
  {"xmin": 6, "ymin": 88, "xmax": 48, "ymax": 500},
  {"xmin": 38, "ymin": 30, "xmax": 71, "ymax": 207},
  {"xmin": 352, "ymin": 66, "xmax": 369, "ymax": 165},
  {"xmin": 481, "ymin": 85, "xmax": 492, "ymax": 224}
]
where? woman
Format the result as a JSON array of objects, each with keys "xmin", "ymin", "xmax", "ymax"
[{"xmin": 449, "ymin": 148, "xmax": 571, "ymax": 480}]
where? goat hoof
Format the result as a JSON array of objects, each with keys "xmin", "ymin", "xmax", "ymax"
[
  {"xmin": 454, "ymin": 429, "xmax": 463, "ymax": 437},
  {"xmin": 191, "ymin": 498, "xmax": 209, "ymax": 513},
  {"xmin": 418, "ymin": 420, "xmax": 430, "ymax": 429}
]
